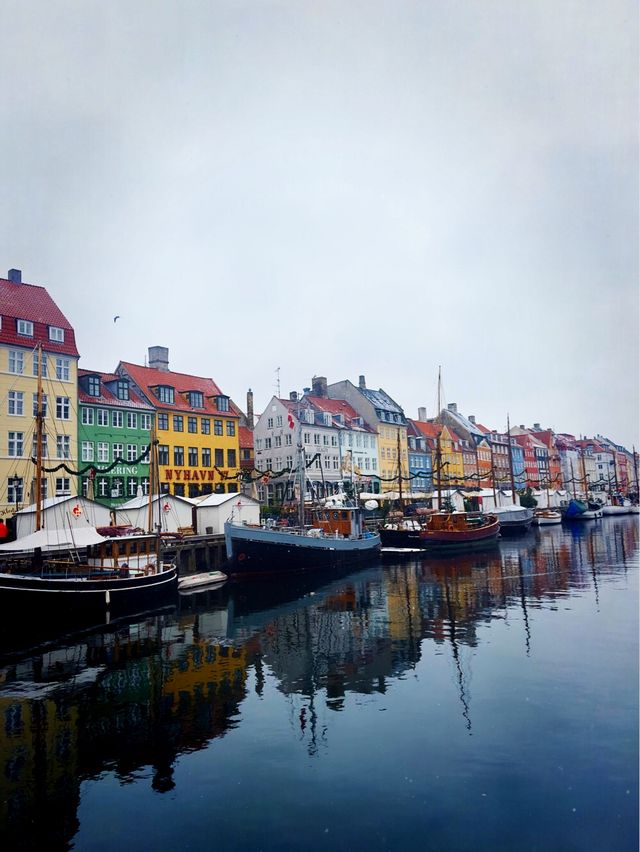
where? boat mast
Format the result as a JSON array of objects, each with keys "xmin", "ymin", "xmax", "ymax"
[
  {"xmin": 436, "ymin": 366, "xmax": 442, "ymax": 511},
  {"xmin": 489, "ymin": 438, "xmax": 498, "ymax": 507},
  {"xmin": 147, "ymin": 425, "xmax": 156, "ymax": 533},
  {"xmin": 297, "ymin": 401, "xmax": 305, "ymax": 529},
  {"xmin": 570, "ymin": 459, "xmax": 577, "ymax": 500},
  {"xmin": 507, "ymin": 414, "xmax": 517, "ymax": 506},
  {"xmin": 35, "ymin": 343, "xmax": 44, "ymax": 531},
  {"xmin": 397, "ymin": 428, "xmax": 403, "ymax": 510},
  {"xmin": 633, "ymin": 446, "xmax": 639, "ymax": 499},
  {"xmin": 580, "ymin": 446, "xmax": 589, "ymax": 500}
]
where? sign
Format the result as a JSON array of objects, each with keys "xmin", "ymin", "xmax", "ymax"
[
  {"xmin": 71, "ymin": 505, "xmax": 82, "ymax": 518},
  {"xmin": 163, "ymin": 502, "xmax": 171, "ymax": 513}
]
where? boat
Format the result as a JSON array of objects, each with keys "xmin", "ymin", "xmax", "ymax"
[
  {"xmin": 533, "ymin": 509, "xmax": 562, "ymax": 526},
  {"xmin": 224, "ymin": 407, "xmax": 381, "ymax": 574},
  {"xmin": 562, "ymin": 499, "xmax": 602, "ymax": 521},
  {"xmin": 178, "ymin": 570, "xmax": 227, "ymax": 592},
  {"xmin": 381, "ymin": 368, "xmax": 500, "ymax": 552},
  {"xmin": 492, "ymin": 503, "xmax": 535, "ymax": 532},
  {"xmin": 0, "ymin": 356, "xmax": 177, "ymax": 618}
]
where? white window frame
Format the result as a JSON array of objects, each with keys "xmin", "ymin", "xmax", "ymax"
[
  {"xmin": 55, "ymin": 477, "xmax": 71, "ymax": 496},
  {"xmin": 97, "ymin": 442, "xmax": 109, "ymax": 463},
  {"xmin": 8, "ymin": 431, "xmax": 24, "ymax": 457},
  {"xmin": 113, "ymin": 443, "xmax": 124, "ymax": 460},
  {"xmin": 140, "ymin": 413, "xmax": 151, "ymax": 431},
  {"xmin": 127, "ymin": 444, "xmax": 137, "ymax": 462},
  {"xmin": 32, "ymin": 351, "xmax": 48, "ymax": 377},
  {"xmin": 112, "ymin": 410, "xmax": 123, "ymax": 428},
  {"xmin": 97, "ymin": 409, "xmax": 109, "ymax": 427},
  {"xmin": 127, "ymin": 412, "xmax": 137, "ymax": 429},
  {"xmin": 56, "ymin": 435, "xmax": 71, "ymax": 459},
  {"xmin": 56, "ymin": 396, "xmax": 70, "ymax": 420},
  {"xmin": 49, "ymin": 326, "xmax": 65, "ymax": 343},
  {"xmin": 9, "ymin": 350, "xmax": 24, "ymax": 375},
  {"xmin": 81, "ymin": 441, "xmax": 95, "ymax": 462},
  {"xmin": 17, "ymin": 319, "xmax": 33, "ymax": 336},
  {"xmin": 8, "ymin": 391, "xmax": 24, "ymax": 416},
  {"xmin": 81, "ymin": 407, "xmax": 94, "ymax": 425},
  {"xmin": 55, "ymin": 358, "xmax": 71, "ymax": 381}
]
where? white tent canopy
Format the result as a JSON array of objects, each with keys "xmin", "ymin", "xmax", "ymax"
[{"xmin": 0, "ymin": 527, "xmax": 108, "ymax": 553}]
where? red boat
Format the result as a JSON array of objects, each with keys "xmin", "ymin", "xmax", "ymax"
[{"xmin": 418, "ymin": 512, "xmax": 500, "ymax": 552}]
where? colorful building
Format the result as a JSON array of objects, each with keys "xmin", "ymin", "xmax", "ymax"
[
  {"xmin": 117, "ymin": 347, "xmax": 240, "ymax": 498},
  {"xmin": 77, "ymin": 369, "xmax": 155, "ymax": 507},
  {"xmin": 0, "ymin": 269, "xmax": 80, "ymax": 517}
]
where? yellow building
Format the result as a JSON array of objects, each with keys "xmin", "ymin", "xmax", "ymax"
[
  {"xmin": 437, "ymin": 424, "xmax": 465, "ymax": 487},
  {"xmin": 118, "ymin": 349, "xmax": 241, "ymax": 498},
  {"xmin": 0, "ymin": 270, "xmax": 79, "ymax": 517}
]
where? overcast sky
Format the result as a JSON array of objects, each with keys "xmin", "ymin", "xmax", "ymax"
[{"xmin": 1, "ymin": 1, "xmax": 637, "ymax": 448}]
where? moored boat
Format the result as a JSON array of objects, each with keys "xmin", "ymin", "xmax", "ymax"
[
  {"xmin": 417, "ymin": 511, "xmax": 500, "ymax": 551},
  {"xmin": 492, "ymin": 504, "xmax": 535, "ymax": 532},
  {"xmin": 533, "ymin": 509, "xmax": 562, "ymax": 526},
  {"xmin": 178, "ymin": 570, "xmax": 228, "ymax": 592}
]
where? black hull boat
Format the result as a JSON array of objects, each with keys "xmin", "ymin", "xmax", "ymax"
[
  {"xmin": 380, "ymin": 513, "xmax": 500, "ymax": 553},
  {"xmin": 224, "ymin": 520, "xmax": 380, "ymax": 575}
]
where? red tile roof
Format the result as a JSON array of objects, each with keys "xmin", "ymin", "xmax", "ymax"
[
  {"xmin": 239, "ymin": 425, "xmax": 254, "ymax": 449},
  {"xmin": 0, "ymin": 276, "xmax": 79, "ymax": 357},
  {"xmin": 78, "ymin": 369, "xmax": 154, "ymax": 410},
  {"xmin": 303, "ymin": 395, "xmax": 374, "ymax": 431},
  {"xmin": 118, "ymin": 361, "xmax": 241, "ymax": 417}
]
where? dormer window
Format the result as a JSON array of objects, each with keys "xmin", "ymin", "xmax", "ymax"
[
  {"xmin": 189, "ymin": 391, "xmax": 204, "ymax": 409},
  {"xmin": 87, "ymin": 376, "xmax": 101, "ymax": 397},
  {"xmin": 49, "ymin": 326, "xmax": 64, "ymax": 343},
  {"xmin": 156, "ymin": 385, "xmax": 175, "ymax": 405},
  {"xmin": 116, "ymin": 380, "xmax": 129, "ymax": 401},
  {"xmin": 215, "ymin": 395, "xmax": 229, "ymax": 412},
  {"xmin": 322, "ymin": 412, "xmax": 331, "ymax": 426},
  {"xmin": 17, "ymin": 319, "xmax": 33, "ymax": 337}
]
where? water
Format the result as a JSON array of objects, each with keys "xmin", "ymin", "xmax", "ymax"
[{"xmin": 1, "ymin": 517, "xmax": 637, "ymax": 851}]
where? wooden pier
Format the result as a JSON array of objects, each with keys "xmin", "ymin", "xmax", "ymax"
[{"xmin": 163, "ymin": 534, "xmax": 228, "ymax": 575}]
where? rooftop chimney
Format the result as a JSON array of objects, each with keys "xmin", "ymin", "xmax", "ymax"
[
  {"xmin": 358, "ymin": 374, "xmax": 366, "ymax": 389},
  {"xmin": 8, "ymin": 268, "xmax": 21, "ymax": 284},
  {"xmin": 289, "ymin": 391, "xmax": 298, "ymax": 402},
  {"xmin": 468, "ymin": 415, "xmax": 476, "ymax": 424},
  {"xmin": 312, "ymin": 376, "xmax": 328, "ymax": 398},
  {"xmin": 246, "ymin": 389, "xmax": 254, "ymax": 429},
  {"xmin": 418, "ymin": 406, "xmax": 427, "ymax": 422},
  {"xmin": 533, "ymin": 422, "xmax": 541, "ymax": 431},
  {"xmin": 303, "ymin": 387, "xmax": 311, "ymax": 395},
  {"xmin": 448, "ymin": 402, "xmax": 457, "ymax": 413},
  {"xmin": 148, "ymin": 346, "xmax": 169, "ymax": 372}
]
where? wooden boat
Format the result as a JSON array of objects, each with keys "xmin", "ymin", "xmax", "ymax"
[
  {"xmin": 417, "ymin": 511, "xmax": 500, "ymax": 551},
  {"xmin": 533, "ymin": 509, "xmax": 562, "ymax": 526},
  {"xmin": 0, "ymin": 358, "xmax": 177, "ymax": 618},
  {"xmin": 178, "ymin": 570, "xmax": 227, "ymax": 592}
]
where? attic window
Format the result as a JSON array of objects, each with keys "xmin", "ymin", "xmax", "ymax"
[
  {"xmin": 17, "ymin": 319, "xmax": 33, "ymax": 337},
  {"xmin": 87, "ymin": 376, "xmax": 101, "ymax": 397},
  {"xmin": 156, "ymin": 385, "xmax": 174, "ymax": 404},
  {"xmin": 116, "ymin": 380, "xmax": 129, "ymax": 401},
  {"xmin": 189, "ymin": 391, "xmax": 204, "ymax": 408},
  {"xmin": 49, "ymin": 326, "xmax": 64, "ymax": 343},
  {"xmin": 215, "ymin": 395, "xmax": 229, "ymax": 412}
]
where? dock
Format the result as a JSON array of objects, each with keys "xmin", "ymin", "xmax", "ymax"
[{"xmin": 163, "ymin": 534, "xmax": 228, "ymax": 575}]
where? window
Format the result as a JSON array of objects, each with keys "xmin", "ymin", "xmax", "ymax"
[
  {"xmin": 49, "ymin": 326, "xmax": 64, "ymax": 343},
  {"xmin": 56, "ymin": 435, "xmax": 70, "ymax": 459},
  {"xmin": 112, "ymin": 443, "xmax": 124, "ymax": 460},
  {"xmin": 188, "ymin": 447, "xmax": 198, "ymax": 466},
  {"xmin": 127, "ymin": 477, "xmax": 138, "ymax": 497},
  {"xmin": 140, "ymin": 413, "xmax": 151, "ymax": 430},
  {"xmin": 81, "ymin": 407, "xmax": 94, "ymax": 425},
  {"xmin": 156, "ymin": 386, "xmax": 174, "ymax": 404},
  {"xmin": 227, "ymin": 483, "xmax": 238, "ymax": 493},
  {"xmin": 127, "ymin": 412, "xmax": 137, "ymax": 429},
  {"xmin": 304, "ymin": 432, "xmax": 311, "ymax": 444},
  {"xmin": 32, "ymin": 351, "xmax": 47, "ymax": 377},
  {"xmin": 97, "ymin": 478, "xmax": 109, "ymax": 497},
  {"xmin": 9, "ymin": 350, "xmax": 24, "ymax": 374},
  {"xmin": 158, "ymin": 413, "xmax": 169, "ymax": 430},
  {"xmin": 276, "ymin": 415, "xmax": 283, "ymax": 427},
  {"xmin": 285, "ymin": 434, "xmax": 292, "ymax": 446},
  {"xmin": 189, "ymin": 391, "xmax": 204, "ymax": 408},
  {"xmin": 97, "ymin": 442, "xmax": 109, "ymax": 463},
  {"xmin": 214, "ymin": 448, "xmax": 224, "ymax": 466},
  {"xmin": 112, "ymin": 410, "xmax": 123, "ymax": 428},
  {"xmin": 227, "ymin": 449, "xmax": 237, "ymax": 467},
  {"xmin": 17, "ymin": 319, "xmax": 33, "ymax": 336},
  {"xmin": 274, "ymin": 435, "xmax": 282, "ymax": 447},
  {"xmin": 8, "ymin": 432, "xmax": 24, "ymax": 457},
  {"xmin": 226, "ymin": 421, "xmax": 235, "ymax": 437},
  {"xmin": 116, "ymin": 380, "xmax": 129, "ymax": 400},
  {"xmin": 267, "ymin": 418, "xmax": 274, "ymax": 429},
  {"xmin": 32, "ymin": 434, "xmax": 48, "ymax": 459},
  {"xmin": 265, "ymin": 438, "xmax": 272, "ymax": 449},
  {"xmin": 127, "ymin": 444, "xmax": 137, "ymax": 462},
  {"xmin": 8, "ymin": 391, "xmax": 24, "ymax": 416},
  {"xmin": 188, "ymin": 417, "xmax": 197, "ymax": 433},
  {"xmin": 158, "ymin": 445, "xmax": 169, "ymax": 465},
  {"xmin": 214, "ymin": 420, "xmax": 223, "ymax": 436},
  {"xmin": 173, "ymin": 446, "xmax": 184, "ymax": 466},
  {"xmin": 323, "ymin": 435, "xmax": 329, "ymax": 446},
  {"xmin": 82, "ymin": 441, "xmax": 94, "ymax": 462},
  {"xmin": 202, "ymin": 448, "xmax": 211, "ymax": 467},
  {"xmin": 7, "ymin": 476, "xmax": 23, "ymax": 504},
  {"xmin": 55, "ymin": 477, "xmax": 71, "ymax": 496},
  {"xmin": 173, "ymin": 483, "xmax": 185, "ymax": 497},
  {"xmin": 314, "ymin": 433, "xmax": 321, "ymax": 445},
  {"xmin": 56, "ymin": 358, "xmax": 70, "ymax": 381},
  {"xmin": 201, "ymin": 418, "xmax": 211, "ymax": 435},
  {"xmin": 56, "ymin": 397, "xmax": 70, "ymax": 420},
  {"xmin": 173, "ymin": 415, "xmax": 184, "ymax": 432},
  {"xmin": 216, "ymin": 396, "xmax": 229, "ymax": 412}
]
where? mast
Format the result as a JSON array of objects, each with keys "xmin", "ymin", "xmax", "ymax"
[
  {"xmin": 570, "ymin": 459, "xmax": 577, "ymax": 499},
  {"xmin": 507, "ymin": 414, "xmax": 517, "ymax": 506},
  {"xmin": 580, "ymin": 446, "xmax": 589, "ymax": 500},
  {"xmin": 147, "ymin": 425, "xmax": 157, "ymax": 534},
  {"xmin": 633, "ymin": 446, "xmax": 639, "ymax": 499},
  {"xmin": 397, "ymin": 428, "xmax": 403, "ymax": 510},
  {"xmin": 436, "ymin": 366, "xmax": 442, "ymax": 511},
  {"xmin": 297, "ymin": 403, "xmax": 305, "ymax": 529},
  {"xmin": 35, "ymin": 343, "xmax": 44, "ymax": 531},
  {"xmin": 489, "ymin": 438, "xmax": 498, "ymax": 507}
]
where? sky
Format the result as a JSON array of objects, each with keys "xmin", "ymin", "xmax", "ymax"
[{"xmin": 1, "ymin": 1, "xmax": 638, "ymax": 449}]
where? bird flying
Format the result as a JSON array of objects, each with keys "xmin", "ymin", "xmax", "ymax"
[{"xmin": 113, "ymin": 315, "xmax": 120, "ymax": 323}]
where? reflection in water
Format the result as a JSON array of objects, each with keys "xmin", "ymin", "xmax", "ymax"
[{"xmin": 0, "ymin": 518, "xmax": 637, "ymax": 849}]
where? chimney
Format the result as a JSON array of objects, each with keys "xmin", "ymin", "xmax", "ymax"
[
  {"xmin": 519, "ymin": 424, "xmax": 525, "ymax": 429},
  {"xmin": 468, "ymin": 415, "xmax": 476, "ymax": 424},
  {"xmin": 303, "ymin": 387, "xmax": 311, "ymax": 395},
  {"xmin": 289, "ymin": 391, "xmax": 298, "ymax": 402},
  {"xmin": 417, "ymin": 406, "xmax": 427, "ymax": 422},
  {"xmin": 448, "ymin": 402, "xmax": 457, "ymax": 413},
  {"xmin": 533, "ymin": 422, "xmax": 541, "ymax": 431},
  {"xmin": 246, "ymin": 388, "xmax": 254, "ymax": 429},
  {"xmin": 148, "ymin": 346, "xmax": 169, "ymax": 371},
  {"xmin": 358, "ymin": 374, "xmax": 366, "ymax": 389},
  {"xmin": 8, "ymin": 268, "xmax": 21, "ymax": 284},
  {"xmin": 311, "ymin": 376, "xmax": 327, "ymax": 397}
]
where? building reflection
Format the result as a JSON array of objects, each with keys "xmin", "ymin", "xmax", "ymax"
[{"xmin": 0, "ymin": 517, "xmax": 636, "ymax": 847}]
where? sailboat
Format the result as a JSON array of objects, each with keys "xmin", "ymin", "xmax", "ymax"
[
  {"xmin": 0, "ymin": 349, "xmax": 177, "ymax": 618},
  {"xmin": 489, "ymin": 416, "xmax": 534, "ymax": 533},
  {"xmin": 380, "ymin": 369, "xmax": 500, "ymax": 552},
  {"xmin": 223, "ymin": 402, "xmax": 381, "ymax": 574}
]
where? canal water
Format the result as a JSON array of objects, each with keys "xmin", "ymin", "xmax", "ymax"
[{"xmin": 1, "ymin": 517, "xmax": 637, "ymax": 851}]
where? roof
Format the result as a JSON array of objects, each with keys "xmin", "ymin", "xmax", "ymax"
[
  {"xmin": 412, "ymin": 421, "xmax": 441, "ymax": 441},
  {"xmin": 78, "ymin": 369, "xmax": 154, "ymax": 410},
  {"xmin": 118, "ymin": 493, "xmax": 196, "ymax": 510},
  {"xmin": 239, "ymin": 425, "xmax": 254, "ymax": 448},
  {"xmin": 359, "ymin": 387, "xmax": 406, "ymax": 419},
  {"xmin": 118, "ymin": 361, "xmax": 241, "ymax": 417},
  {"xmin": 303, "ymin": 395, "xmax": 375, "ymax": 431},
  {"xmin": 0, "ymin": 275, "xmax": 79, "ymax": 357},
  {"xmin": 194, "ymin": 493, "xmax": 260, "ymax": 508}
]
